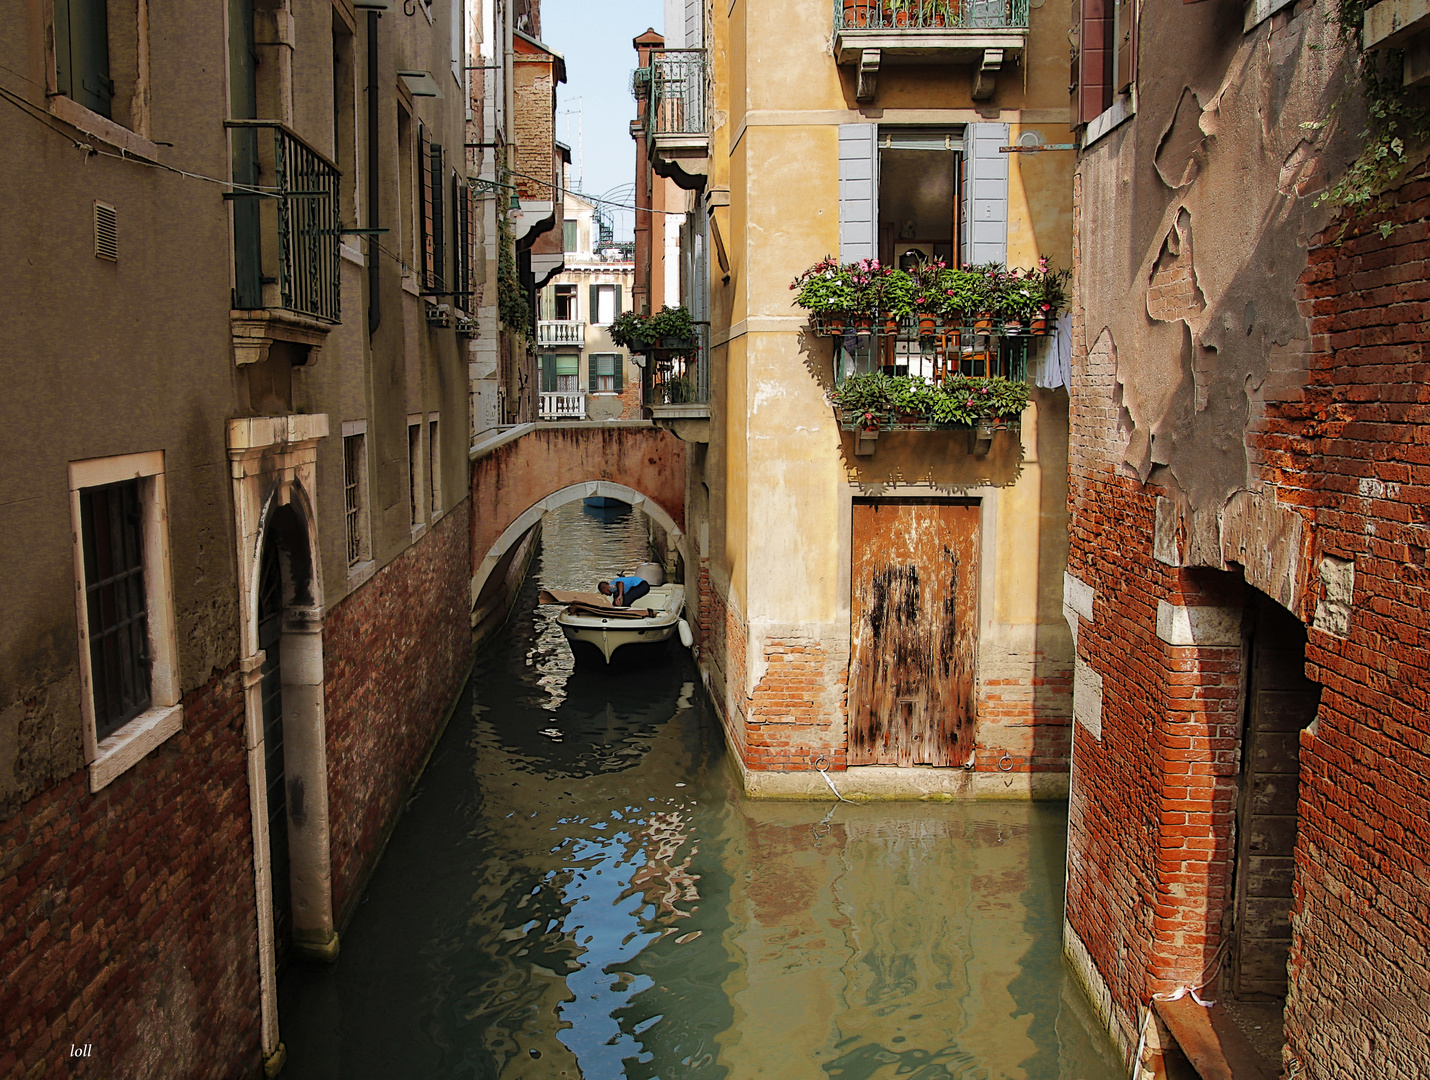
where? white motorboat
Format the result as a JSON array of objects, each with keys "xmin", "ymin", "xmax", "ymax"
[{"xmin": 541, "ymin": 585, "xmax": 692, "ymax": 664}]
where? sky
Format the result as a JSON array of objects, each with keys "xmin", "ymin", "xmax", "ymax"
[{"xmin": 538, "ymin": 0, "xmax": 665, "ymax": 241}]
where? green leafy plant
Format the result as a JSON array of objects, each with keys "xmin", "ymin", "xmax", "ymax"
[
  {"xmin": 647, "ymin": 305, "xmax": 695, "ymax": 341},
  {"xmin": 931, "ymin": 376, "xmax": 1031, "ymax": 426},
  {"xmin": 830, "ymin": 371, "xmax": 896, "ymax": 417},
  {"xmin": 791, "ymin": 256, "xmax": 855, "ymax": 314},
  {"xmin": 1314, "ymin": 3, "xmax": 1430, "ymax": 234},
  {"xmin": 1037, "ymin": 259, "xmax": 1072, "ymax": 317},
  {"xmin": 878, "ymin": 266, "xmax": 916, "ymax": 321},
  {"xmin": 609, "ymin": 309, "xmax": 649, "ymax": 349},
  {"xmin": 497, "ymin": 187, "xmax": 531, "ymax": 338}
]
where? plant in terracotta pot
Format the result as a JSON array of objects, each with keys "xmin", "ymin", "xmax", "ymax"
[
  {"xmin": 908, "ymin": 259, "xmax": 948, "ymax": 335},
  {"xmin": 846, "ymin": 259, "xmax": 886, "ymax": 333},
  {"xmin": 933, "ymin": 375, "xmax": 1031, "ymax": 427},
  {"xmin": 961, "ymin": 263, "xmax": 1003, "ymax": 331},
  {"xmin": 790, "ymin": 256, "xmax": 855, "ymax": 333},
  {"xmin": 877, "ymin": 265, "xmax": 915, "ymax": 334},
  {"xmin": 831, "ymin": 370, "xmax": 895, "ymax": 428},
  {"xmin": 1038, "ymin": 260, "xmax": 1072, "ymax": 329},
  {"xmin": 998, "ymin": 269, "xmax": 1041, "ymax": 332},
  {"xmin": 888, "ymin": 375, "xmax": 937, "ymax": 424}
]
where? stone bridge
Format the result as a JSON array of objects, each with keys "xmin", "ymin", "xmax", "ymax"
[{"xmin": 468, "ymin": 422, "xmax": 689, "ymax": 626}]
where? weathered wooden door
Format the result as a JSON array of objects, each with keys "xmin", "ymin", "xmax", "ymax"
[
  {"xmin": 848, "ymin": 499, "xmax": 979, "ymax": 766},
  {"xmin": 1233, "ymin": 592, "xmax": 1319, "ymax": 997}
]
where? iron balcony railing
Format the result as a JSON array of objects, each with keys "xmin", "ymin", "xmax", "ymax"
[
  {"xmin": 647, "ymin": 322, "xmax": 710, "ymax": 408},
  {"xmin": 833, "ymin": 320, "xmax": 1036, "ymax": 384},
  {"xmin": 833, "ymin": 0, "xmax": 1030, "ymax": 30},
  {"xmin": 648, "ymin": 50, "xmax": 709, "ymax": 137},
  {"xmin": 226, "ymin": 120, "xmax": 341, "ymax": 323},
  {"xmin": 537, "ymin": 320, "xmax": 586, "ymax": 346}
]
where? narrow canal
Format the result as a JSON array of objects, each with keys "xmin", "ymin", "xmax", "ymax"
[{"xmin": 279, "ymin": 502, "xmax": 1122, "ymax": 1080}]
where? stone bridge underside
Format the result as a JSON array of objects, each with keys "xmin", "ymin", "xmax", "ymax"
[{"xmin": 469, "ymin": 423, "xmax": 688, "ymax": 618}]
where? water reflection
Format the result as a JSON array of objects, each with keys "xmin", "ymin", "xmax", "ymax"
[{"xmin": 279, "ymin": 503, "xmax": 1119, "ymax": 1079}]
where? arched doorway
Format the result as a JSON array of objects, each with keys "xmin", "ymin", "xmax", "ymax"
[{"xmin": 257, "ymin": 540, "xmax": 291, "ymax": 968}]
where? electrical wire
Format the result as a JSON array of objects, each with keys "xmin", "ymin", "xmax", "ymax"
[{"xmin": 0, "ymin": 84, "xmax": 286, "ymax": 199}]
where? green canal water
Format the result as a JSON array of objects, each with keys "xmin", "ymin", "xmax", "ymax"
[{"xmin": 278, "ymin": 502, "xmax": 1122, "ymax": 1080}]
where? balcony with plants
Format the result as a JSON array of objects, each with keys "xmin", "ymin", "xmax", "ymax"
[
  {"xmin": 833, "ymin": 0, "xmax": 1030, "ymax": 101},
  {"xmin": 611, "ymin": 305, "xmax": 711, "ymax": 434},
  {"xmin": 791, "ymin": 256, "xmax": 1068, "ymax": 453}
]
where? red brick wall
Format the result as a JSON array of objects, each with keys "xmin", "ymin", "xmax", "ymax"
[
  {"xmin": 1274, "ymin": 169, "xmax": 1430, "ymax": 1078},
  {"xmin": 324, "ymin": 503, "xmax": 472, "ymax": 920},
  {"xmin": 0, "ymin": 666, "xmax": 261, "ymax": 1080},
  {"xmin": 1067, "ymin": 160, "xmax": 1430, "ymax": 1074}
]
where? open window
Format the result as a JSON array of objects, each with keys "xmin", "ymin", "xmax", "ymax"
[{"xmin": 49, "ymin": 0, "xmax": 154, "ymax": 152}]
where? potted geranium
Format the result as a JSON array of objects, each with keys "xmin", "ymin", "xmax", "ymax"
[
  {"xmin": 908, "ymin": 260, "xmax": 947, "ymax": 336},
  {"xmin": 609, "ymin": 309, "xmax": 651, "ymax": 350}
]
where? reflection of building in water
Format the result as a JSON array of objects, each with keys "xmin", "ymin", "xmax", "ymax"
[
  {"xmin": 620, "ymin": 809, "xmax": 702, "ymax": 926},
  {"xmin": 715, "ymin": 801, "xmax": 1118, "ymax": 1078}
]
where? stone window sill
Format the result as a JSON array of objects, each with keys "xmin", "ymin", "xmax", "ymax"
[
  {"xmin": 49, "ymin": 95, "xmax": 159, "ymax": 160},
  {"xmin": 347, "ymin": 558, "xmax": 376, "ymax": 591},
  {"xmin": 1083, "ymin": 94, "xmax": 1134, "ymax": 150},
  {"xmin": 89, "ymin": 702, "xmax": 183, "ymax": 792}
]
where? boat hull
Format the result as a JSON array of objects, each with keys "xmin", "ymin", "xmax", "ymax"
[{"xmin": 555, "ymin": 584, "xmax": 686, "ymax": 664}]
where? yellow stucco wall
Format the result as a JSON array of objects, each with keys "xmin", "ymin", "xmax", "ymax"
[{"xmin": 700, "ymin": 0, "xmax": 1074, "ymax": 783}]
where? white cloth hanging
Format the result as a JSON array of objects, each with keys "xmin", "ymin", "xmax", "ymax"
[{"xmin": 1033, "ymin": 313, "xmax": 1073, "ymax": 393}]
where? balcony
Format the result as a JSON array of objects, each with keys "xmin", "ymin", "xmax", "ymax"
[
  {"xmin": 539, "ymin": 392, "xmax": 587, "ymax": 420},
  {"xmin": 646, "ymin": 50, "xmax": 709, "ymax": 190},
  {"xmin": 537, "ymin": 320, "xmax": 586, "ymax": 347},
  {"xmin": 226, "ymin": 120, "xmax": 340, "ymax": 365},
  {"xmin": 832, "ymin": 0, "xmax": 1030, "ymax": 101},
  {"xmin": 645, "ymin": 323, "xmax": 710, "ymax": 442}
]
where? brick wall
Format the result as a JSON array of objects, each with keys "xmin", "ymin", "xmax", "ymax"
[
  {"xmin": 324, "ymin": 502, "xmax": 472, "ymax": 920},
  {"xmin": 1273, "ymin": 167, "xmax": 1430, "ymax": 1079},
  {"xmin": 0, "ymin": 666, "xmax": 261, "ymax": 1080},
  {"xmin": 1066, "ymin": 159, "xmax": 1430, "ymax": 1076}
]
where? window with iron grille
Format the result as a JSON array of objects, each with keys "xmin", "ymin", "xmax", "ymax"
[
  {"xmin": 342, "ymin": 431, "xmax": 370, "ymax": 567},
  {"xmin": 79, "ymin": 479, "xmax": 151, "ymax": 739}
]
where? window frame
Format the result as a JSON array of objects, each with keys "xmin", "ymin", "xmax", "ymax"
[
  {"xmin": 44, "ymin": 0, "xmax": 159, "ymax": 158},
  {"xmin": 68, "ymin": 450, "xmax": 182, "ymax": 792},
  {"xmin": 407, "ymin": 415, "xmax": 426, "ymax": 533},
  {"xmin": 341, "ymin": 420, "xmax": 373, "ymax": 577}
]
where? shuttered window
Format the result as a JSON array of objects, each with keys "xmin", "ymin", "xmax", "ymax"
[
  {"xmin": 54, "ymin": 0, "xmax": 114, "ymax": 117},
  {"xmin": 589, "ymin": 353, "xmax": 622, "ymax": 394},
  {"xmin": 838, "ymin": 124, "xmax": 879, "ymax": 262},
  {"xmin": 419, "ymin": 128, "xmax": 445, "ymax": 294},
  {"xmin": 959, "ymin": 123, "xmax": 1009, "ymax": 268},
  {"xmin": 591, "ymin": 284, "xmax": 620, "ymax": 325},
  {"xmin": 1077, "ymin": 0, "xmax": 1116, "ymax": 125},
  {"xmin": 454, "ymin": 175, "xmax": 471, "ymax": 308}
]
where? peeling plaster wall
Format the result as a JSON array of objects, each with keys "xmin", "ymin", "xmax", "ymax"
[{"xmin": 1076, "ymin": 1, "xmax": 1360, "ymax": 599}]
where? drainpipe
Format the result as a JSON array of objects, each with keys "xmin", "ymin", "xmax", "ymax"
[{"xmin": 504, "ymin": 0, "xmax": 515, "ymax": 187}]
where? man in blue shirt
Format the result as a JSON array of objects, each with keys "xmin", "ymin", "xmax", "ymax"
[{"xmin": 599, "ymin": 574, "xmax": 651, "ymax": 607}]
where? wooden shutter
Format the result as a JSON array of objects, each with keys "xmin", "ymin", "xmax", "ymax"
[
  {"xmin": 590, "ymin": 284, "xmax": 600, "ymax": 324},
  {"xmin": 588, "ymin": 354, "xmax": 599, "ymax": 393},
  {"xmin": 959, "ymin": 123, "xmax": 1008, "ymax": 268},
  {"xmin": 454, "ymin": 175, "xmax": 471, "ymax": 304},
  {"xmin": 612, "ymin": 356, "xmax": 623, "ymax": 394},
  {"xmin": 838, "ymin": 124, "xmax": 878, "ymax": 262},
  {"xmin": 685, "ymin": 0, "xmax": 702, "ymax": 47},
  {"xmin": 541, "ymin": 353, "xmax": 557, "ymax": 393},
  {"xmin": 57, "ymin": 0, "xmax": 114, "ymax": 117},
  {"xmin": 1114, "ymin": 0, "xmax": 1135, "ymax": 93},
  {"xmin": 614, "ymin": 284, "xmax": 623, "ymax": 315},
  {"xmin": 419, "ymin": 126, "xmax": 431, "ymax": 288}
]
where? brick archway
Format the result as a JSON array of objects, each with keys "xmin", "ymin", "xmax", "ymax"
[{"xmin": 469, "ymin": 423, "xmax": 688, "ymax": 615}]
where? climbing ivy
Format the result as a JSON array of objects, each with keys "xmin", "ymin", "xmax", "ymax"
[
  {"xmin": 1313, "ymin": 2, "xmax": 1430, "ymax": 235},
  {"xmin": 497, "ymin": 173, "xmax": 531, "ymax": 338}
]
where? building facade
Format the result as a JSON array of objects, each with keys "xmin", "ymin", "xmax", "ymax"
[
  {"xmin": 536, "ymin": 189, "xmax": 641, "ymax": 421},
  {"xmin": 1063, "ymin": 2, "xmax": 1430, "ymax": 1077},
  {"xmin": 649, "ymin": 0, "xmax": 1078, "ymax": 797},
  {"xmin": 0, "ymin": 0, "xmax": 487, "ymax": 1072}
]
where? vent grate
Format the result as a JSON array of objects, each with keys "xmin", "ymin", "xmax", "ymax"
[{"xmin": 94, "ymin": 202, "xmax": 118, "ymax": 261}]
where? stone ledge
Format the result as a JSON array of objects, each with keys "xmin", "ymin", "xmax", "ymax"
[
  {"xmin": 227, "ymin": 414, "xmax": 330, "ymax": 453},
  {"xmin": 734, "ymin": 758, "xmax": 1070, "ymax": 801},
  {"xmin": 1155, "ymin": 601, "xmax": 1241, "ymax": 647},
  {"xmin": 89, "ymin": 703, "xmax": 183, "ymax": 792}
]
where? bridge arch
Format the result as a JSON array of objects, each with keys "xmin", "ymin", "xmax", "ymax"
[
  {"xmin": 468, "ymin": 423, "xmax": 689, "ymax": 620},
  {"xmin": 472, "ymin": 479, "xmax": 683, "ymax": 602}
]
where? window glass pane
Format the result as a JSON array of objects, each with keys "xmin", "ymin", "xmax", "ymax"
[
  {"xmin": 80, "ymin": 479, "xmax": 150, "ymax": 738},
  {"xmin": 563, "ymin": 220, "xmax": 578, "ymax": 251},
  {"xmin": 556, "ymin": 354, "xmax": 579, "ymax": 375},
  {"xmin": 597, "ymin": 285, "xmax": 615, "ymax": 325},
  {"xmin": 595, "ymin": 354, "xmax": 616, "ymax": 375}
]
